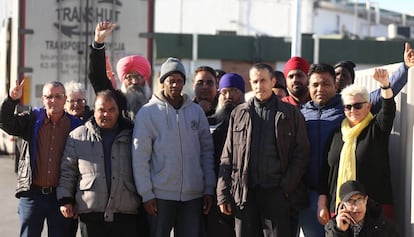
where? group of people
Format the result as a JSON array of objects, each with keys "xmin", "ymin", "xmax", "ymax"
[{"xmin": 1, "ymin": 20, "xmax": 414, "ymax": 237}]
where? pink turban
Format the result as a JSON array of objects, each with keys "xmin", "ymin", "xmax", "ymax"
[
  {"xmin": 283, "ymin": 56, "xmax": 310, "ymax": 78},
  {"xmin": 116, "ymin": 55, "xmax": 151, "ymax": 84}
]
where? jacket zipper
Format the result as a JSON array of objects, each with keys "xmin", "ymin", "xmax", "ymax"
[{"xmin": 176, "ymin": 110, "xmax": 184, "ymax": 200}]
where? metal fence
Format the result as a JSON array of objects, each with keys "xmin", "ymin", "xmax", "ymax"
[{"xmin": 355, "ymin": 64, "xmax": 414, "ymax": 237}]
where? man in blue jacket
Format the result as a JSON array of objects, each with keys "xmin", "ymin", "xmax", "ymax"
[{"xmin": 0, "ymin": 80, "xmax": 82, "ymax": 237}]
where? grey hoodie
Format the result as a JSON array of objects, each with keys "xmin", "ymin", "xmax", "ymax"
[{"xmin": 132, "ymin": 91, "xmax": 215, "ymax": 202}]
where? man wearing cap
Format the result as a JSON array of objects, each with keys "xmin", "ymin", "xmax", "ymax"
[
  {"xmin": 325, "ymin": 180, "xmax": 399, "ymax": 237},
  {"xmin": 217, "ymin": 63, "xmax": 310, "ymax": 237},
  {"xmin": 193, "ymin": 66, "xmax": 219, "ymax": 116},
  {"xmin": 89, "ymin": 22, "xmax": 152, "ymax": 121},
  {"xmin": 281, "ymin": 56, "xmax": 311, "ymax": 108},
  {"xmin": 132, "ymin": 57, "xmax": 216, "ymax": 237}
]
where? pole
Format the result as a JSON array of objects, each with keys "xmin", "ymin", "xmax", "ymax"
[{"xmin": 291, "ymin": 0, "xmax": 302, "ymax": 57}]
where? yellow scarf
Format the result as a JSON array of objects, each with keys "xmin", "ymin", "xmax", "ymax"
[{"xmin": 336, "ymin": 112, "xmax": 373, "ymax": 207}]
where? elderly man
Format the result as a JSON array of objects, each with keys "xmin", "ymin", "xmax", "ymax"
[
  {"xmin": 64, "ymin": 81, "xmax": 93, "ymax": 122},
  {"xmin": 132, "ymin": 57, "xmax": 216, "ymax": 237},
  {"xmin": 217, "ymin": 63, "xmax": 310, "ymax": 237},
  {"xmin": 57, "ymin": 90, "xmax": 140, "ymax": 237},
  {"xmin": 281, "ymin": 56, "xmax": 311, "ymax": 108},
  {"xmin": 89, "ymin": 21, "xmax": 152, "ymax": 120},
  {"xmin": 0, "ymin": 80, "xmax": 82, "ymax": 237},
  {"xmin": 325, "ymin": 180, "xmax": 399, "ymax": 237},
  {"xmin": 193, "ymin": 66, "xmax": 219, "ymax": 116}
]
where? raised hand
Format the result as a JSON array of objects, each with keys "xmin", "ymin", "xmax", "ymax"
[
  {"xmin": 94, "ymin": 21, "xmax": 117, "ymax": 44},
  {"xmin": 404, "ymin": 42, "xmax": 414, "ymax": 68},
  {"xmin": 373, "ymin": 68, "xmax": 389, "ymax": 87},
  {"xmin": 9, "ymin": 79, "xmax": 24, "ymax": 100}
]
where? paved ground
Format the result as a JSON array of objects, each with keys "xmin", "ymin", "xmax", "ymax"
[
  {"xmin": 0, "ymin": 154, "xmax": 20, "ymax": 236},
  {"xmin": 0, "ymin": 154, "xmax": 81, "ymax": 237}
]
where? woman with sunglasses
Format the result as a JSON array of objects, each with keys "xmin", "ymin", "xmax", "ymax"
[{"xmin": 318, "ymin": 68, "xmax": 396, "ymax": 225}]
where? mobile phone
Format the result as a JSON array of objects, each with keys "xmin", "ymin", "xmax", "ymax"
[{"xmin": 339, "ymin": 202, "xmax": 356, "ymax": 224}]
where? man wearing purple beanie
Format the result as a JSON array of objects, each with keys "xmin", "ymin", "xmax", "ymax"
[{"xmin": 203, "ymin": 73, "xmax": 246, "ymax": 237}]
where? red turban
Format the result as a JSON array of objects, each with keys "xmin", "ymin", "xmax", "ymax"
[
  {"xmin": 283, "ymin": 56, "xmax": 310, "ymax": 78},
  {"xmin": 116, "ymin": 55, "xmax": 151, "ymax": 84}
]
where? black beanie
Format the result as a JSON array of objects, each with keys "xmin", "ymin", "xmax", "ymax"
[{"xmin": 334, "ymin": 60, "xmax": 356, "ymax": 82}]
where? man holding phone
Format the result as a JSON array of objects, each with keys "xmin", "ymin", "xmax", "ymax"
[{"xmin": 325, "ymin": 180, "xmax": 399, "ymax": 237}]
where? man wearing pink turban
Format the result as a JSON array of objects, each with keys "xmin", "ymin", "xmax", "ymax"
[{"xmin": 89, "ymin": 21, "xmax": 152, "ymax": 121}]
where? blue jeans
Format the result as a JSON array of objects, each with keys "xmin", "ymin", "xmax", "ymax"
[
  {"xmin": 18, "ymin": 191, "xmax": 70, "ymax": 237},
  {"xmin": 149, "ymin": 198, "xmax": 202, "ymax": 237},
  {"xmin": 298, "ymin": 190, "xmax": 324, "ymax": 237}
]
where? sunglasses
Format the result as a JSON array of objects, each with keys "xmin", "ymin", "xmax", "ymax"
[{"xmin": 343, "ymin": 102, "xmax": 367, "ymax": 111}]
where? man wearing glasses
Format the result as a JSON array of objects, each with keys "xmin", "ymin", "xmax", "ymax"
[
  {"xmin": 89, "ymin": 21, "xmax": 152, "ymax": 121},
  {"xmin": 325, "ymin": 180, "xmax": 399, "ymax": 237},
  {"xmin": 0, "ymin": 80, "xmax": 82, "ymax": 237}
]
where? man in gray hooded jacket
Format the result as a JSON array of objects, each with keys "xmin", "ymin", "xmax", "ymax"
[{"xmin": 132, "ymin": 57, "xmax": 216, "ymax": 237}]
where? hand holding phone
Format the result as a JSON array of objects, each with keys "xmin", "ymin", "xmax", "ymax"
[{"xmin": 336, "ymin": 202, "xmax": 355, "ymax": 231}]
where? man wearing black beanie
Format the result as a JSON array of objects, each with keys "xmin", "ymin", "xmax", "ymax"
[{"xmin": 334, "ymin": 60, "xmax": 356, "ymax": 93}]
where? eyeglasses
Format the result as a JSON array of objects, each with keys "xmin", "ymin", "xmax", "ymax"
[
  {"xmin": 125, "ymin": 73, "xmax": 144, "ymax": 82},
  {"xmin": 43, "ymin": 93, "xmax": 65, "ymax": 101},
  {"xmin": 66, "ymin": 99, "xmax": 86, "ymax": 104},
  {"xmin": 343, "ymin": 102, "xmax": 367, "ymax": 111},
  {"xmin": 344, "ymin": 197, "xmax": 366, "ymax": 208}
]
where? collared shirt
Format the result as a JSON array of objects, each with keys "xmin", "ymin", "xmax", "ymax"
[
  {"xmin": 32, "ymin": 114, "xmax": 71, "ymax": 187},
  {"xmin": 350, "ymin": 219, "xmax": 364, "ymax": 237}
]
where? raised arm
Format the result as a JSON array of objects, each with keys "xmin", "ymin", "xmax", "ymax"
[
  {"xmin": 88, "ymin": 22, "xmax": 117, "ymax": 94},
  {"xmin": 0, "ymin": 80, "xmax": 30, "ymax": 137},
  {"xmin": 370, "ymin": 42, "xmax": 413, "ymax": 113}
]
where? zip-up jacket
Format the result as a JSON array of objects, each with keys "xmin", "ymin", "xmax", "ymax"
[
  {"xmin": 216, "ymin": 97, "xmax": 310, "ymax": 209},
  {"xmin": 325, "ymin": 199, "xmax": 399, "ymax": 237},
  {"xmin": 57, "ymin": 119, "xmax": 139, "ymax": 222},
  {"xmin": 300, "ymin": 94, "xmax": 345, "ymax": 190},
  {"xmin": 0, "ymin": 96, "xmax": 82, "ymax": 197},
  {"xmin": 132, "ymin": 91, "xmax": 215, "ymax": 203}
]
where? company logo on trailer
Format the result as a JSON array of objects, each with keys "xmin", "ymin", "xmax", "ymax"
[{"xmin": 54, "ymin": 0, "xmax": 122, "ymax": 38}]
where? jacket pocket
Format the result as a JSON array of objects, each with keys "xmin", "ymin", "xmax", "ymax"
[
  {"xmin": 232, "ymin": 124, "xmax": 246, "ymax": 146},
  {"xmin": 119, "ymin": 181, "xmax": 140, "ymax": 213}
]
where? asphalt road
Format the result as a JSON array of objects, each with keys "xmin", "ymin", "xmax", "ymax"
[
  {"xmin": 0, "ymin": 154, "xmax": 20, "ymax": 236},
  {"xmin": 0, "ymin": 154, "xmax": 81, "ymax": 237}
]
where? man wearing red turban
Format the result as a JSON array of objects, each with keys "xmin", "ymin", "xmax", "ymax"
[{"xmin": 281, "ymin": 56, "xmax": 311, "ymax": 108}]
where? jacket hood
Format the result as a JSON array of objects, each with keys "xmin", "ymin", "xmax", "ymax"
[
  {"xmin": 365, "ymin": 198, "xmax": 384, "ymax": 220},
  {"xmin": 151, "ymin": 90, "xmax": 192, "ymax": 108},
  {"xmin": 144, "ymin": 90, "xmax": 193, "ymax": 129}
]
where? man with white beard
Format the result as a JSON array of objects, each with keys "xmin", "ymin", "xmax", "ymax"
[{"xmin": 89, "ymin": 21, "xmax": 152, "ymax": 121}]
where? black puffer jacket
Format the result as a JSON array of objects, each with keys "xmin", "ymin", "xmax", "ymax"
[{"xmin": 325, "ymin": 199, "xmax": 399, "ymax": 237}]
